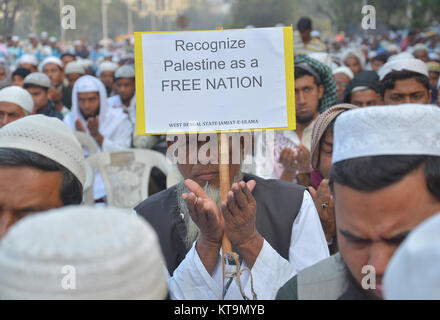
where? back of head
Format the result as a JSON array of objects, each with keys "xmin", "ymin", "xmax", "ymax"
[
  {"xmin": 297, "ymin": 17, "xmax": 312, "ymax": 32},
  {"xmin": 0, "ymin": 206, "xmax": 168, "ymax": 299}
]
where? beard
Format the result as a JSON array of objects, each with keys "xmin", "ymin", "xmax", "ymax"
[
  {"xmin": 80, "ymin": 107, "xmax": 100, "ymax": 121},
  {"xmin": 296, "ymin": 112, "xmax": 316, "ymax": 125},
  {"xmin": 175, "ymin": 166, "xmax": 244, "ymax": 249}
]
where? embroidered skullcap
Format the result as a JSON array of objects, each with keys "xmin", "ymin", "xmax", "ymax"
[
  {"xmin": 115, "ymin": 65, "xmax": 135, "ymax": 79},
  {"xmin": 427, "ymin": 61, "xmax": 440, "ymax": 73},
  {"xmin": 0, "ymin": 115, "xmax": 86, "ymax": 187},
  {"xmin": 64, "ymin": 61, "xmax": 85, "ymax": 75},
  {"xmin": 39, "ymin": 56, "xmax": 63, "ymax": 72},
  {"xmin": 0, "ymin": 206, "xmax": 168, "ymax": 300},
  {"xmin": 378, "ymin": 58, "xmax": 429, "ymax": 81},
  {"xmin": 332, "ymin": 104, "xmax": 440, "ymax": 164},
  {"xmin": 295, "ymin": 54, "xmax": 338, "ymax": 112},
  {"xmin": 332, "ymin": 66, "xmax": 354, "ymax": 80},
  {"xmin": 412, "ymin": 43, "xmax": 429, "ymax": 54},
  {"xmin": 310, "ymin": 104, "xmax": 358, "ymax": 170},
  {"xmin": 384, "ymin": 212, "xmax": 440, "ymax": 300},
  {"xmin": 23, "ymin": 72, "xmax": 51, "ymax": 88},
  {"xmin": 0, "ymin": 86, "xmax": 34, "ymax": 114}
]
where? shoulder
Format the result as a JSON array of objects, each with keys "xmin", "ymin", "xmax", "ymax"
[
  {"xmin": 276, "ymin": 275, "xmax": 298, "ymax": 300},
  {"xmin": 246, "ymin": 173, "xmax": 305, "ymax": 193},
  {"xmin": 107, "ymin": 95, "xmax": 120, "ymax": 105},
  {"xmin": 135, "ymin": 186, "xmax": 178, "ymax": 217}
]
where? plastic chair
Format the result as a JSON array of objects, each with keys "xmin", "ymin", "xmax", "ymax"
[
  {"xmin": 86, "ymin": 149, "xmax": 171, "ymax": 208},
  {"xmin": 74, "ymin": 131, "xmax": 99, "ymax": 155}
]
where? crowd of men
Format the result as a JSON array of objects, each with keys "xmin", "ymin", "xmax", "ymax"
[{"xmin": 0, "ymin": 19, "xmax": 439, "ymax": 300}]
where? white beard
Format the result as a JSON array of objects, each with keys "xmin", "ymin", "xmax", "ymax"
[{"xmin": 175, "ymin": 166, "xmax": 244, "ymax": 249}]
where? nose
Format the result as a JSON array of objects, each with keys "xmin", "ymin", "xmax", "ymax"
[
  {"xmin": 367, "ymin": 242, "xmax": 395, "ymax": 281},
  {"xmin": 296, "ymin": 90, "xmax": 306, "ymax": 105}
]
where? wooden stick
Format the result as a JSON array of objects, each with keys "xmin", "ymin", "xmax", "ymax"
[{"xmin": 218, "ymin": 132, "xmax": 232, "ymax": 297}]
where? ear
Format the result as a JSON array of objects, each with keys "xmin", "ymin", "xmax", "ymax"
[{"xmin": 318, "ymin": 84, "xmax": 325, "ymax": 100}]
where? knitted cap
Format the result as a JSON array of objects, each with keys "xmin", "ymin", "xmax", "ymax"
[
  {"xmin": 0, "ymin": 206, "xmax": 168, "ymax": 300},
  {"xmin": 24, "ymin": 72, "xmax": 51, "ymax": 89},
  {"xmin": 0, "ymin": 115, "xmax": 86, "ymax": 187},
  {"xmin": 65, "ymin": 61, "xmax": 85, "ymax": 75},
  {"xmin": 0, "ymin": 86, "xmax": 34, "ymax": 114},
  {"xmin": 115, "ymin": 65, "xmax": 135, "ymax": 79}
]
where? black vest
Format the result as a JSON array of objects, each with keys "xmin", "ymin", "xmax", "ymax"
[{"xmin": 135, "ymin": 173, "xmax": 305, "ymax": 275}]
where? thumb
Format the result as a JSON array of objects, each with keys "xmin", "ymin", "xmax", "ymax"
[{"xmin": 246, "ymin": 180, "xmax": 256, "ymax": 193}]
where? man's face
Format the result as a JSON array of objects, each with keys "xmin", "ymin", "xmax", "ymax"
[
  {"xmin": 351, "ymin": 89, "xmax": 382, "ymax": 107},
  {"xmin": 383, "ymin": 78, "xmax": 431, "ymax": 105},
  {"xmin": 344, "ymin": 57, "xmax": 362, "ymax": 75},
  {"xmin": 428, "ymin": 71, "xmax": 439, "ymax": 89},
  {"xmin": 61, "ymin": 55, "xmax": 75, "ymax": 70},
  {"xmin": 26, "ymin": 87, "xmax": 48, "ymax": 112},
  {"xmin": 100, "ymin": 71, "xmax": 115, "ymax": 90},
  {"xmin": 12, "ymin": 75, "xmax": 25, "ymax": 88},
  {"xmin": 318, "ymin": 129, "xmax": 333, "ymax": 179},
  {"xmin": 172, "ymin": 134, "xmax": 245, "ymax": 189},
  {"xmin": 66, "ymin": 73, "xmax": 82, "ymax": 87},
  {"xmin": 0, "ymin": 68, "xmax": 6, "ymax": 81},
  {"xmin": 299, "ymin": 29, "xmax": 311, "ymax": 43},
  {"xmin": 295, "ymin": 75, "xmax": 323, "ymax": 125},
  {"xmin": 43, "ymin": 63, "xmax": 64, "ymax": 87},
  {"xmin": 78, "ymin": 91, "xmax": 100, "ymax": 119},
  {"xmin": 0, "ymin": 102, "xmax": 26, "ymax": 128},
  {"xmin": 20, "ymin": 64, "xmax": 37, "ymax": 73},
  {"xmin": 115, "ymin": 78, "xmax": 135, "ymax": 102},
  {"xmin": 371, "ymin": 59, "xmax": 385, "ymax": 73},
  {"xmin": 334, "ymin": 167, "xmax": 440, "ymax": 299},
  {"xmin": 0, "ymin": 166, "xmax": 64, "ymax": 238},
  {"xmin": 413, "ymin": 50, "xmax": 429, "ymax": 63},
  {"xmin": 333, "ymin": 73, "xmax": 350, "ymax": 101}
]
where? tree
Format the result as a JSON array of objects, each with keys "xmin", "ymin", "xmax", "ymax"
[{"xmin": 0, "ymin": 0, "xmax": 28, "ymax": 37}]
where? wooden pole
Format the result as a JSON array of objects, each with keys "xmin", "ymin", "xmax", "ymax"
[{"xmin": 218, "ymin": 132, "xmax": 232, "ymax": 297}]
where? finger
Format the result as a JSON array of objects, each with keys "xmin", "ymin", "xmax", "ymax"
[
  {"xmin": 183, "ymin": 192, "xmax": 197, "ymax": 215},
  {"xmin": 226, "ymin": 189, "xmax": 240, "ymax": 215},
  {"xmin": 184, "ymin": 179, "xmax": 209, "ymax": 199},
  {"xmin": 242, "ymin": 181, "xmax": 257, "ymax": 205},
  {"xmin": 232, "ymin": 182, "xmax": 248, "ymax": 210},
  {"xmin": 221, "ymin": 200, "xmax": 234, "ymax": 222}
]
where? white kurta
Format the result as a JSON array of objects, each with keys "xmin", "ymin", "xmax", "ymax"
[
  {"xmin": 64, "ymin": 76, "xmax": 133, "ymax": 199},
  {"xmin": 134, "ymin": 190, "xmax": 329, "ymax": 300}
]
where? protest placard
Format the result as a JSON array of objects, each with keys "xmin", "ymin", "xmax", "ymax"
[{"xmin": 134, "ymin": 27, "xmax": 295, "ymax": 135}]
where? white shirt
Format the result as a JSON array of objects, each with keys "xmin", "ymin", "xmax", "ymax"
[{"xmin": 164, "ymin": 190, "xmax": 329, "ymax": 300}]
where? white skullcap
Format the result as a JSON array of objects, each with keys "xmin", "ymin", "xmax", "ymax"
[
  {"xmin": 49, "ymin": 36, "xmax": 57, "ymax": 43},
  {"xmin": 0, "ymin": 115, "xmax": 86, "ymax": 187},
  {"xmin": 115, "ymin": 65, "xmax": 135, "ymax": 79},
  {"xmin": 332, "ymin": 66, "xmax": 354, "ymax": 80},
  {"xmin": 412, "ymin": 43, "xmax": 429, "ymax": 54},
  {"xmin": 64, "ymin": 61, "xmax": 85, "ymax": 75},
  {"xmin": 311, "ymin": 30, "xmax": 320, "ymax": 38},
  {"xmin": 0, "ymin": 206, "xmax": 168, "ymax": 300},
  {"xmin": 11, "ymin": 35, "xmax": 19, "ymax": 42},
  {"xmin": 75, "ymin": 75, "xmax": 100, "ymax": 93},
  {"xmin": 0, "ymin": 86, "xmax": 34, "ymax": 114},
  {"xmin": 40, "ymin": 31, "xmax": 49, "ymax": 39},
  {"xmin": 98, "ymin": 61, "xmax": 119, "ymax": 74},
  {"xmin": 342, "ymin": 48, "xmax": 366, "ymax": 69},
  {"xmin": 39, "ymin": 56, "xmax": 63, "ymax": 72},
  {"xmin": 18, "ymin": 54, "xmax": 38, "ymax": 67},
  {"xmin": 309, "ymin": 52, "xmax": 333, "ymax": 69},
  {"xmin": 73, "ymin": 40, "xmax": 82, "ymax": 46},
  {"xmin": 332, "ymin": 104, "xmax": 440, "ymax": 164},
  {"xmin": 378, "ymin": 58, "xmax": 429, "ymax": 81},
  {"xmin": 23, "ymin": 72, "xmax": 51, "ymax": 88},
  {"xmin": 28, "ymin": 33, "xmax": 36, "ymax": 39},
  {"xmin": 388, "ymin": 52, "xmax": 414, "ymax": 62},
  {"xmin": 384, "ymin": 212, "xmax": 440, "ymax": 300}
]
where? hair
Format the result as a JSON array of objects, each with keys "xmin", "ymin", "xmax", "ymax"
[
  {"xmin": 295, "ymin": 66, "xmax": 322, "ymax": 86},
  {"xmin": 23, "ymin": 83, "xmax": 49, "ymax": 92},
  {"xmin": 379, "ymin": 70, "xmax": 430, "ymax": 98},
  {"xmin": 329, "ymin": 155, "xmax": 440, "ymax": 202},
  {"xmin": 12, "ymin": 68, "xmax": 31, "ymax": 80},
  {"xmin": 297, "ymin": 17, "xmax": 312, "ymax": 32},
  {"xmin": 371, "ymin": 53, "xmax": 388, "ymax": 64},
  {"xmin": 0, "ymin": 148, "xmax": 83, "ymax": 205}
]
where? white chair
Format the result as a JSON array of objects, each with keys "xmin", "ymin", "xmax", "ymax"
[
  {"xmin": 86, "ymin": 149, "xmax": 171, "ymax": 208},
  {"xmin": 74, "ymin": 131, "xmax": 99, "ymax": 155}
]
